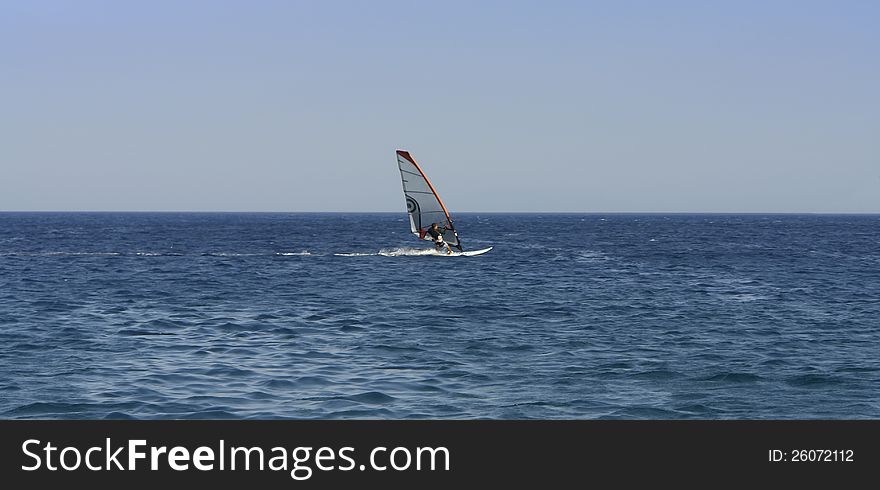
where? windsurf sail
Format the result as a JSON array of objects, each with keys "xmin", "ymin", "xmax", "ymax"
[{"xmin": 396, "ymin": 150, "xmax": 462, "ymax": 251}]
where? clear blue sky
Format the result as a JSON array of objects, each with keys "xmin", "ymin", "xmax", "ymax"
[{"xmin": 2, "ymin": 0, "xmax": 877, "ymax": 212}]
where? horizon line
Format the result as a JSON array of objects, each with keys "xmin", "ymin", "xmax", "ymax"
[{"xmin": 2, "ymin": 210, "xmax": 879, "ymax": 215}]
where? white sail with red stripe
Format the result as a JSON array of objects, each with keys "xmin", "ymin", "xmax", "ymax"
[{"xmin": 395, "ymin": 150, "xmax": 462, "ymax": 250}]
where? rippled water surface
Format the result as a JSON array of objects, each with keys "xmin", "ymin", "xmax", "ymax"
[{"xmin": 1, "ymin": 213, "xmax": 878, "ymax": 419}]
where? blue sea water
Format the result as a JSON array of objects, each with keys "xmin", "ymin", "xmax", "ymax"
[{"xmin": 0, "ymin": 212, "xmax": 878, "ymax": 419}]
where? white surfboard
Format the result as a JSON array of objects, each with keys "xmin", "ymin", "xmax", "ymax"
[
  {"xmin": 430, "ymin": 246, "xmax": 492, "ymax": 257},
  {"xmin": 454, "ymin": 246, "xmax": 493, "ymax": 257}
]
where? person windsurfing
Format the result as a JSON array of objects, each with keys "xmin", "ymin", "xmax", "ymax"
[{"xmin": 425, "ymin": 222, "xmax": 453, "ymax": 254}]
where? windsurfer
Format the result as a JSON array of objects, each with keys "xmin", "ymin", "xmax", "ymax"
[{"xmin": 426, "ymin": 222, "xmax": 452, "ymax": 254}]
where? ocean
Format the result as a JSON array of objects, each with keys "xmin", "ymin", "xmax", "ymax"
[{"xmin": 1, "ymin": 212, "xmax": 878, "ymax": 419}]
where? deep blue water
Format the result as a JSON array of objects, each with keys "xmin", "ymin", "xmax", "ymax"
[{"xmin": 1, "ymin": 212, "xmax": 878, "ymax": 419}]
